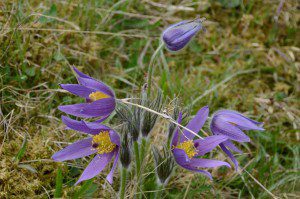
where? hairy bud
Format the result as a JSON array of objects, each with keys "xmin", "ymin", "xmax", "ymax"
[{"xmin": 162, "ymin": 18, "xmax": 206, "ymax": 51}]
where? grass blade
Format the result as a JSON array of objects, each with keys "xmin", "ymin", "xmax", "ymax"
[{"xmin": 54, "ymin": 167, "xmax": 63, "ymax": 198}]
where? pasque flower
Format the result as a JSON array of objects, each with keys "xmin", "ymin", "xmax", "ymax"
[
  {"xmin": 171, "ymin": 106, "xmax": 230, "ymax": 179},
  {"xmin": 52, "ymin": 116, "xmax": 120, "ymax": 185},
  {"xmin": 162, "ymin": 18, "xmax": 205, "ymax": 51},
  {"xmin": 58, "ymin": 67, "xmax": 115, "ymax": 121},
  {"xmin": 210, "ymin": 110, "xmax": 264, "ymax": 169}
]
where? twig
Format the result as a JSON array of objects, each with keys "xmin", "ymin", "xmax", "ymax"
[
  {"xmin": 118, "ymin": 98, "xmax": 204, "ymax": 139},
  {"xmin": 243, "ymin": 169, "xmax": 278, "ymax": 199},
  {"xmin": 31, "ymin": 13, "xmax": 80, "ymax": 30},
  {"xmin": 2, "ymin": 27, "xmax": 151, "ymax": 38},
  {"xmin": 144, "ymin": 0, "xmax": 195, "ymax": 11}
]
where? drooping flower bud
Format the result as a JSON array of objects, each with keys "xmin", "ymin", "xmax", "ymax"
[
  {"xmin": 210, "ymin": 109, "xmax": 264, "ymax": 169},
  {"xmin": 162, "ymin": 18, "xmax": 206, "ymax": 51}
]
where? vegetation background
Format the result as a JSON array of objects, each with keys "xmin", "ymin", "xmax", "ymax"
[{"xmin": 0, "ymin": 0, "xmax": 299, "ymax": 198}]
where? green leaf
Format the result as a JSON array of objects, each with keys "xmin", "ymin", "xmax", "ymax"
[
  {"xmin": 54, "ymin": 167, "xmax": 63, "ymax": 198},
  {"xmin": 14, "ymin": 135, "xmax": 27, "ymax": 162},
  {"xmin": 18, "ymin": 164, "xmax": 37, "ymax": 173},
  {"xmin": 19, "ymin": 75, "xmax": 28, "ymax": 82},
  {"xmin": 39, "ymin": 4, "xmax": 57, "ymax": 23},
  {"xmin": 217, "ymin": 0, "xmax": 241, "ymax": 8},
  {"xmin": 73, "ymin": 179, "xmax": 98, "ymax": 198},
  {"xmin": 275, "ymin": 92, "xmax": 286, "ymax": 101},
  {"xmin": 25, "ymin": 67, "xmax": 35, "ymax": 77},
  {"xmin": 53, "ymin": 51, "xmax": 65, "ymax": 61}
]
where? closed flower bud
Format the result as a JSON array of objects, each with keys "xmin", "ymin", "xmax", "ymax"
[
  {"xmin": 120, "ymin": 131, "xmax": 132, "ymax": 168},
  {"xmin": 116, "ymin": 103, "xmax": 141, "ymax": 141},
  {"xmin": 167, "ymin": 99, "xmax": 190, "ymax": 145},
  {"xmin": 141, "ymin": 91, "xmax": 162, "ymax": 137},
  {"xmin": 152, "ymin": 145, "xmax": 175, "ymax": 185},
  {"xmin": 162, "ymin": 18, "xmax": 205, "ymax": 51}
]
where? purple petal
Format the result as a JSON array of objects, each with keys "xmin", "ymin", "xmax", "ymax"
[
  {"xmin": 106, "ymin": 149, "xmax": 119, "ymax": 184},
  {"xmin": 181, "ymin": 106, "xmax": 209, "ymax": 142},
  {"xmin": 80, "ymin": 98, "xmax": 115, "ymax": 117},
  {"xmin": 60, "ymin": 84, "xmax": 95, "ymax": 98},
  {"xmin": 73, "ymin": 66, "xmax": 92, "ymax": 79},
  {"xmin": 179, "ymin": 164, "xmax": 213, "ymax": 180},
  {"xmin": 109, "ymin": 130, "xmax": 120, "ymax": 146},
  {"xmin": 223, "ymin": 140, "xmax": 243, "ymax": 154},
  {"xmin": 62, "ymin": 116, "xmax": 111, "ymax": 135},
  {"xmin": 214, "ymin": 110, "xmax": 264, "ymax": 131},
  {"xmin": 94, "ymin": 115, "xmax": 110, "ymax": 123},
  {"xmin": 211, "ymin": 120, "xmax": 250, "ymax": 142},
  {"xmin": 194, "ymin": 135, "xmax": 228, "ymax": 156},
  {"xmin": 77, "ymin": 77, "xmax": 114, "ymax": 97},
  {"xmin": 171, "ymin": 112, "xmax": 183, "ymax": 147},
  {"xmin": 83, "ymin": 120, "xmax": 110, "ymax": 130},
  {"xmin": 189, "ymin": 158, "xmax": 231, "ymax": 168},
  {"xmin": 171, "ymin": 26, "xmax": 201, "ymax": 46},
  {"xmin": 75, "ymin": 152, "xmax": 114, "ymax": 185},
  {"xmin": 220, "ymin": 143, "xmax": 238, "ymax": 170},
  {"xmin": 162, "ymin": 20, "xmax": 203, "ymax": 51},
  {"xmin": 172, "ymin": 148, "xmax": 190, "ymax": 165},
  {"xmin": 58, "ymin": 103, "xmax": 90, "ymax": 118},
  {"xmin": 162, "ymin": 20, "xmax": 189, "ymax": 39},
  {"xmin": 52, "ymin": 138, "xmax": 95, "ymax": 161}
]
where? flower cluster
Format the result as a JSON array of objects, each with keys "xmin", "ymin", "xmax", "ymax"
[{"xmin": 52, "ymin": 18, "xmax": 264, "ymax": 197}]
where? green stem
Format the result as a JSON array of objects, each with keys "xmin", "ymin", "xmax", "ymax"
[
  {"xmin": 147, "ymin": 42, "xmax": 165, "ymax": 96},
  {"xmin": 133, "ymin": 141, "xmax": 141, "ymax": 177},
  {"xmin": 139, "ymin": 137, "xmax": 147, "ymax": 165},
  {"xmin": 138, "ymin": 137, "xmax": 148, "ymax": 199},
  {"xmin": 120, "ymin": 167, "xmax": 127, "ymax": 199},
  {"xmin": 154, "ymin": 183, "xmax": 164, "ymax": 199}
]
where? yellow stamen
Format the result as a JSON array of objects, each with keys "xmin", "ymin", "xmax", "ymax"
[
  {"xmin": 92, "ymin": 131, "xmax": 116, "ymax": 154},
  {"xmin": 175, "ymin": 140, "xmax": 198, "ymax": 159},
  {"xmin": 89, "ymin": 91, "xmax": 110, "ymax": 101}
]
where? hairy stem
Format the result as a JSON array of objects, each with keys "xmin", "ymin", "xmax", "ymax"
[
  {"xmin": 138, "ymin": 137, "xmax": 148, "ymax": 199},
  {"xmin": 147, "ymin": 42, "xmax": 165, "ymax": 96},
  {"xmin": 133, "ymin": 141, "xmax": 141, "ymax": 177},
  {"xmin": 154, "ymin": 183, "xmax": 164, "ymax": 199},
  {"xmin": 119, "ymin": 167, "xmax": 127, "ymax": 199},
  {"xmin": 139, "ymin": 137, "xmax": 147, "ymax": 165}
]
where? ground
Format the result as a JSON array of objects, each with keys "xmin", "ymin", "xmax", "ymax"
[{"xmin": 0, "ymin": 0, "xmax": 299, "ymax": 198}]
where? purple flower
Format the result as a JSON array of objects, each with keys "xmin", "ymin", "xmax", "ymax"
[
  {"xmin": 171, "ymin": 106, "xmax": 230, "ymax": 179},
  {"xmin": 162, "ymin": 18, "xmax": 205, "ymax": 51},
  {"xmin": 210, "ymin": 110, "xmax": 264, "ymax": 169},
  {"xmin": 52, "ymin": 116, "xmax": 120, "ymax": 185},
  {"xmin": 58, "ymin": 67, "xmax": 115, "ymax": 122}
]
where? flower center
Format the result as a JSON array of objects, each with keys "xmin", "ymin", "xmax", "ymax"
[
  {"xmin": 89, "ymin": 91, "xmax": 110, "ymax": 101},
  {"xmin": 176, "ymin": 140, "xmax": 198, "ymax": 159},
  {"xmin": 92, "ymin": 131, "xmax": 116, "ymax": 154}
]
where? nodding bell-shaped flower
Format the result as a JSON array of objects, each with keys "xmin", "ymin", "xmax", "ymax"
[
  {"xmin": 162, "ymin": 18, "xmax": 206, "ymax": 51},
  {"xmin": 210, "ymin": 110, "xmax": 264, "ymax": 169}
]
